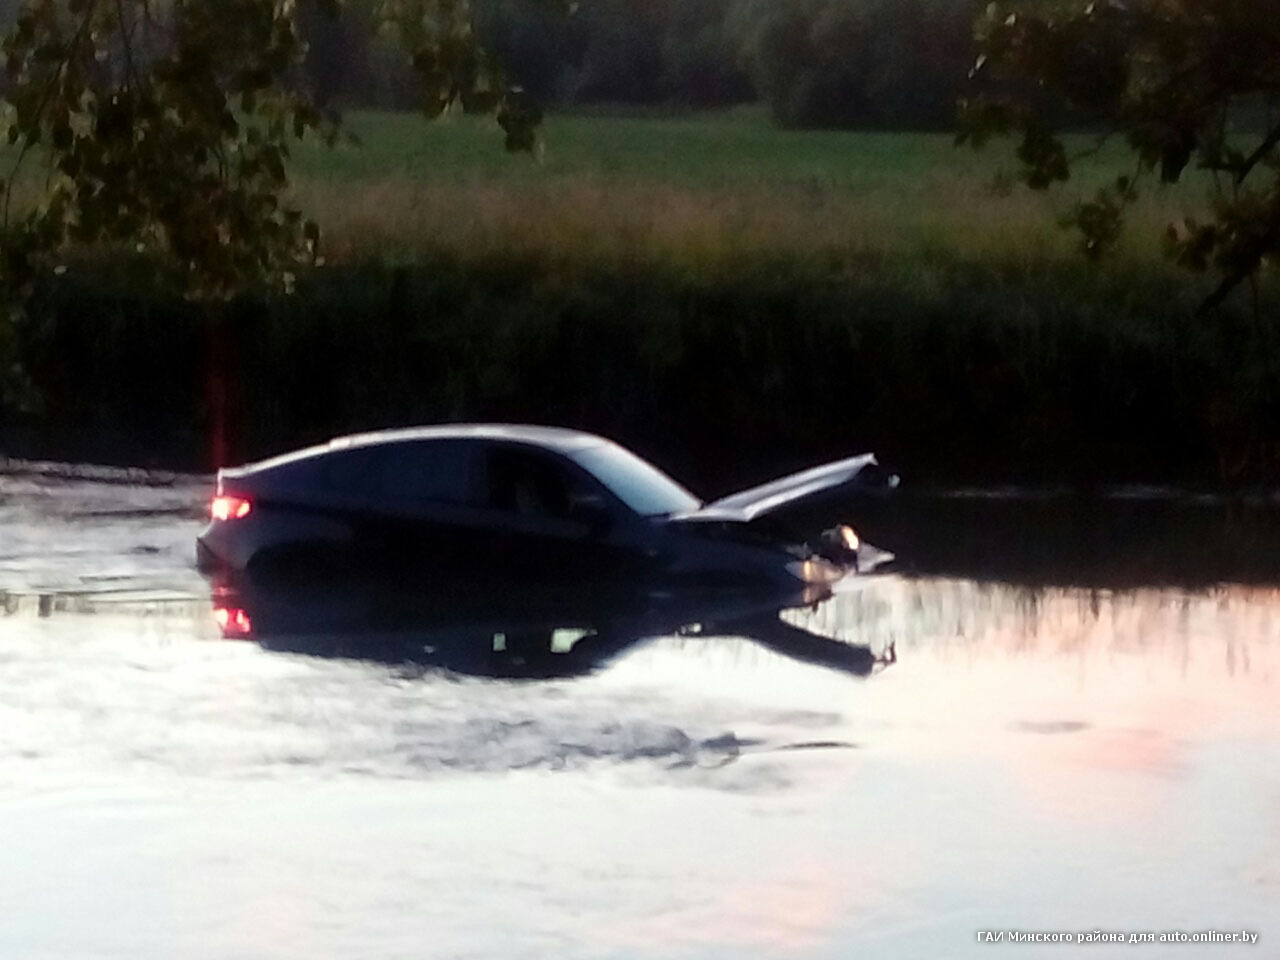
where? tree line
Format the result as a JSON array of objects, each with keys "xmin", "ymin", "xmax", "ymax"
[{"xmin": 297, "ymin": 0, "xmax": 978, "ymax": 129}]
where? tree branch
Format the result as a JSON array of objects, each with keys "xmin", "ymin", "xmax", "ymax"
[
  {"xmin": 1197, "ymin": 219, "xmax": 1280, "ymax": 317},
  {"xmin": 4, "ymin": 0, "xmax": 102, "ymax": 230},
  {"xmin": 1235, "ymin": 124, "xmax": 1280, "ymax": 186}
]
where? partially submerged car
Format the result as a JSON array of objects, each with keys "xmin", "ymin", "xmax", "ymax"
[{"xmin": 196, "ymin": 424, "xmax": 895, "ymax": 589}]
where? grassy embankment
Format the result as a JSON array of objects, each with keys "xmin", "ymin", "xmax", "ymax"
[{"xmin": 4, "ymin": 109, "xmax": 1277, "ymax": 490}]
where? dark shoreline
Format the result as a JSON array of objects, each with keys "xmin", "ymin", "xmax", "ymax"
[{"xmin": 3, "ymin": 255, "xmax": 1278, "ymax": 494}]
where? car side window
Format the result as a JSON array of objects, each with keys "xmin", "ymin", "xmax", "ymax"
[
  {"xmin": 381, "ymin": 441, "xmax": 474, "ymax": 503},
  {"xmin": 324, "ymin": 442, "xmax": 474, "ymax": 504},
  {"xmin": 484, "ymin": 447, "xmax": 590, "ymax": 520}
]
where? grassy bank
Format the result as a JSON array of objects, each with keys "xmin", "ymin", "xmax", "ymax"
[{"xmin": 3, "ymin": 110, "xmax": 1276, "ymax": 489}]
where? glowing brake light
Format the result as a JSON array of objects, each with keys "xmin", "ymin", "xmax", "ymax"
[
  {"xmin": 210, "ymin": 495, "xmax": 253, "ymax": 521},
  {"xmin": 213, "ymin": 605, "xmax": 253, "ymax": 638}
]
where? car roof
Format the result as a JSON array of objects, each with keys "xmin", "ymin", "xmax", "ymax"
[{"xmin": 223, "ymin": 424, "xmax": 608, "ymax": 478}]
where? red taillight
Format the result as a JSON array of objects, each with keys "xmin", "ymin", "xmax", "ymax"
[
  {"xmin": 210, "ymin": 495, "xmax": 252, "ymax": 521},
  {"xmin": 213, "ymin": 605, "xmax": 253, "ymax": 638}
]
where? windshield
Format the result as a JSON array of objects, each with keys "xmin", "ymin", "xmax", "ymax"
[{"xmin": 571, "ymin": 443, "xmax": 701, "ymax": 517}]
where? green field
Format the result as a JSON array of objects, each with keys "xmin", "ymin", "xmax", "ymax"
[
  {"xmin": 1, "ymin": 107, "xmax": 1213, "ymax": 273},
  {"xmin": 295, "ymin": 108, "xmax": 1034, "ymax": 185},
  {"xmin": 282, "ymin": 109, "xmax": 1210, "ymax": 270},
  {"xmin": 293, "ymin": 108, "xmax": 1179, "ymax": 195}
]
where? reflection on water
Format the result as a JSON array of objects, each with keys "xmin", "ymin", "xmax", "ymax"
[
  {"xmin": 0, "ymin": 475, "xmax": 1278, "ymax": 959},
  {"xmin": 795, "ymin": 576, "xmax": 1279, "ymax": 666},
  {"xmin": 208, "ymin": 574, "xmax": 895, "ymax": 682}
]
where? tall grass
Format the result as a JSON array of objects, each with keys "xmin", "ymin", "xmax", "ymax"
[
  {"xmin": 1, "ymin": 109, "xmax": 1218, "ymax": 275},
  {"xmin": 295, "ymin": 174, "xmax": 1205, "ymax": 270},
  {"xmin": 286, "ymin": 111, "xmax": 1213, "ymax": 271}
]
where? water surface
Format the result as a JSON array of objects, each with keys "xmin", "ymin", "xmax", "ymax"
[{"xmin": 1, "ymin": 475, "xmax": 1276, "ymax": 958}]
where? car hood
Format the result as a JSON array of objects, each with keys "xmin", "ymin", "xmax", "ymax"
[{"xmin": 671, "ymin": 453, "xmax": 884, "ymax": 524}]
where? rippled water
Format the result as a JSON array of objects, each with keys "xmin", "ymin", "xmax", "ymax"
[{"xmin": 1, "ymin": 474, "xmax": 1277, "ymax": 959}]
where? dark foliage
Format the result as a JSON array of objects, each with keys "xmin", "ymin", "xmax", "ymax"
[
  {"xmin": 294, "ymin": 0, "xmax": 975, "ymax": 122},
  {"xmin": 732, "ymin": 0, "xmax": 977, "ymax": 130},
  {"xmin": 5, "ymin": 255, "xmax": 1277, "ymax": 488},
  {"xmin": 962, "ymin": 0, "xmax": 1280, "ymax": 313}
]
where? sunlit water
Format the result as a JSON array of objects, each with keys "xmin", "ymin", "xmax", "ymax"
[{"xmin": 1, "ymin": 475, "xmax": 1277, "ymax": 959}]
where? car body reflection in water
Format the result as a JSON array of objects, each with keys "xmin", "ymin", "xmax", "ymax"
[{"xmin": 209, "ymin": 572, "xmax": 897, "ymax": 682}]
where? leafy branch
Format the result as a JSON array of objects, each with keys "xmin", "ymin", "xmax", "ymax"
[
  {"xmin": 960, "ymin": 0, "xmax": 1280, "ymax": 316},
  {"xmin": 0, "ymin": 0, "xmax": 558, "ymax": 301}
]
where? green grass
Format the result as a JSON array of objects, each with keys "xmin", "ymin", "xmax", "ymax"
[
  {"xmin": 294, "ymin": 107, "xmax": 1019, "ymax": 186},
  {"xmin": 275, "ymin": 108, "xmax": 1214, "ymax": 271},
  {"xmin": 2, "ymin": 107, "xmax": 1213, "ymax": 268},
  {"xmin": 291, "ymin": 107, "xmax": 1159, "ymax": 191}
]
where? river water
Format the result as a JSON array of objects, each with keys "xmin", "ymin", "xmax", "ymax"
[{"xmin": 1, "ymin": 473, "xmax": 1276, "ymax": 959}]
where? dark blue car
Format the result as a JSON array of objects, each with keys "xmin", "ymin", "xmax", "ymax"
[{"xmin": 197, "ymin": 424, "xmax": 892, "ymax": 588}]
